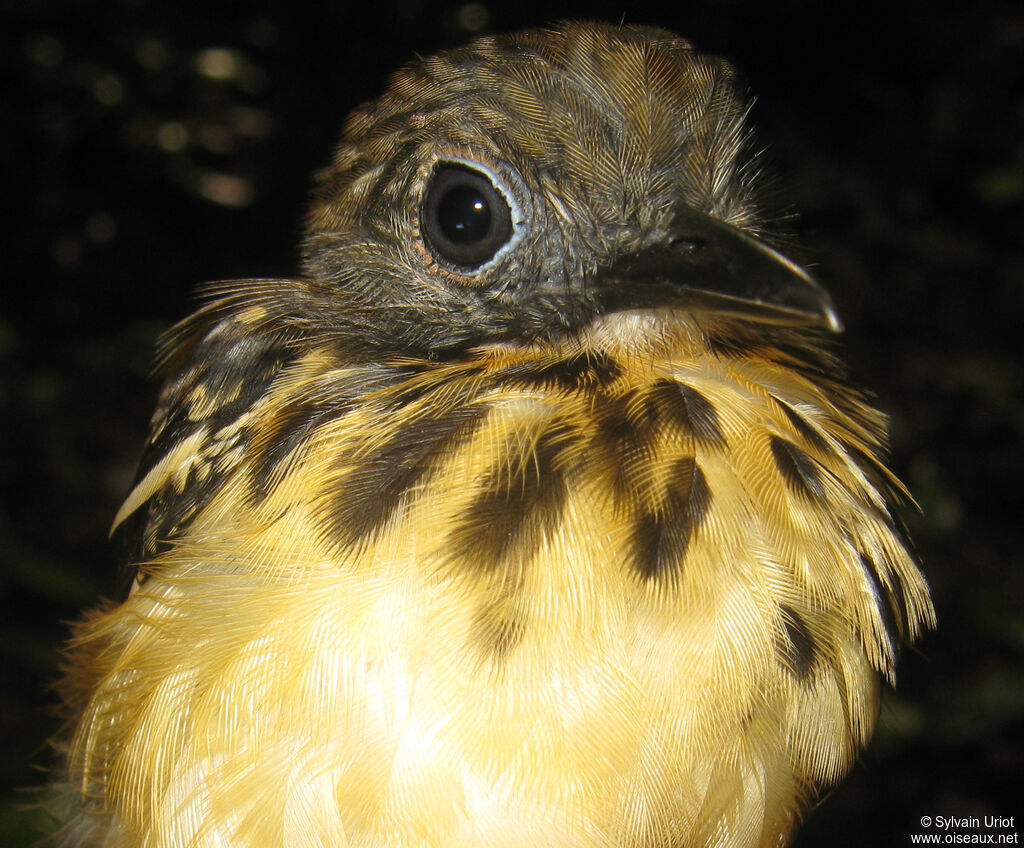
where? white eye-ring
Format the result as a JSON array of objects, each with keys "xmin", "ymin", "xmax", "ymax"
[{"xmin": 420, "ymin": 157, "xmax": 526, "ymax": 271}]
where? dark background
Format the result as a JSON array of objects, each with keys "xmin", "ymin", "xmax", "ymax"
[{"xmin": 4, "ymin": 0, "xmax": 1021, "ymax": 844}]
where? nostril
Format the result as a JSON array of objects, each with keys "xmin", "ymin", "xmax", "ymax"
[{"xmin": 667, "ymin": 236, "xmax": 706, "ymax": 254}]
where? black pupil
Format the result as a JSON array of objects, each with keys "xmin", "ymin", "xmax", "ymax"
[
  {"xmin": 437, "ymin": 185, "xmax": 492, "ymax": 245},
  {"xmin": 422, "ymin": 164, "xmax": 514, "ymax": 269}
]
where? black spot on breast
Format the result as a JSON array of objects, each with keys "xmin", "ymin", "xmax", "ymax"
[
  {"xmin": 843, "ymin": 439, "xmax": 899, "ymax": 495},
  {"xmin": 670, "ymin": 382, "xmax": 727, "ymax": 447},
  {"xmin": 597, "ymin": 382, "xmax": 723, "ymax": 512},
  {"xmin": 473, "ymin": 607, "xmax": 525, "ymax": 660},
  {"xmin": 770, "ymin": 436, "xmax": 826, "ymax": 502},
  {"xmin": 767, "ymin": 340, "xmax": 842, "ymax": 385},
  {"xmin": 772, "ymin": 396, "xmax": 832, "ymax": 454},
  {"xmin": 376, "ymin": 365, "xmax": 442, "ymax": 410},
  {"xmin": 326, "ymin": 403, "xmax": 489, "ymax": 548},
  {"xmin": 705, "ymin": 329, "xmax": 748, "ymax": 360},
  {"xmin": 593, "ymin": 389, "xmax": 657, "ymax": 503},
  {"xmin": 859, "ymin": 550, "xmax": 904, "ymax": 653},
  {"xmin": 249, "ymin": 395, "xmax": 359, "ymax": 500},
  {"xmin": 495, "ymin": 351, "xmax": 621, "ymax": 392},
  {"xmin": 630, "ymin": 457, "xmax": 711, "ymax": 580},
  {"xmin": 448, "ymin": 421, "xmax": 579, "ymax": 569},
  {"xmin": 625, "ymin": 380, "xmax": 728, "ymax": 447},
  {"xmin": 777, "ymin": 604, "xmax": 817, "ymax": 681},
  {"xmin": 593, "ymin": 392, "xmax": 635, "ymax": 448},
  {"xmin": 249, "ymin": 364, "xmax": 432, "ymax": 502}
]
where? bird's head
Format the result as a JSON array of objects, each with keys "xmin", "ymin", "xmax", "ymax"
[{"xmin": 302, "ymin": 21, "xmax": 839, "ymax": 358}]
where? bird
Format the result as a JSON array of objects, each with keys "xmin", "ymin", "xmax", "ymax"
[{"xmin": 55, "ymin": 21, "xmax": 934, "ymax": 848}]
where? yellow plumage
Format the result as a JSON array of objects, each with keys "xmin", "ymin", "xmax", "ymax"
[{"xmin": 56, "ymin": 22, "xmax": 933, "ymax": 848}]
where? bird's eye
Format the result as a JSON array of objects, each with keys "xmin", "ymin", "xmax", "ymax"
[{"xmin": 421, "ymin": 163, "xmax": 515, "ymax": 269}]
